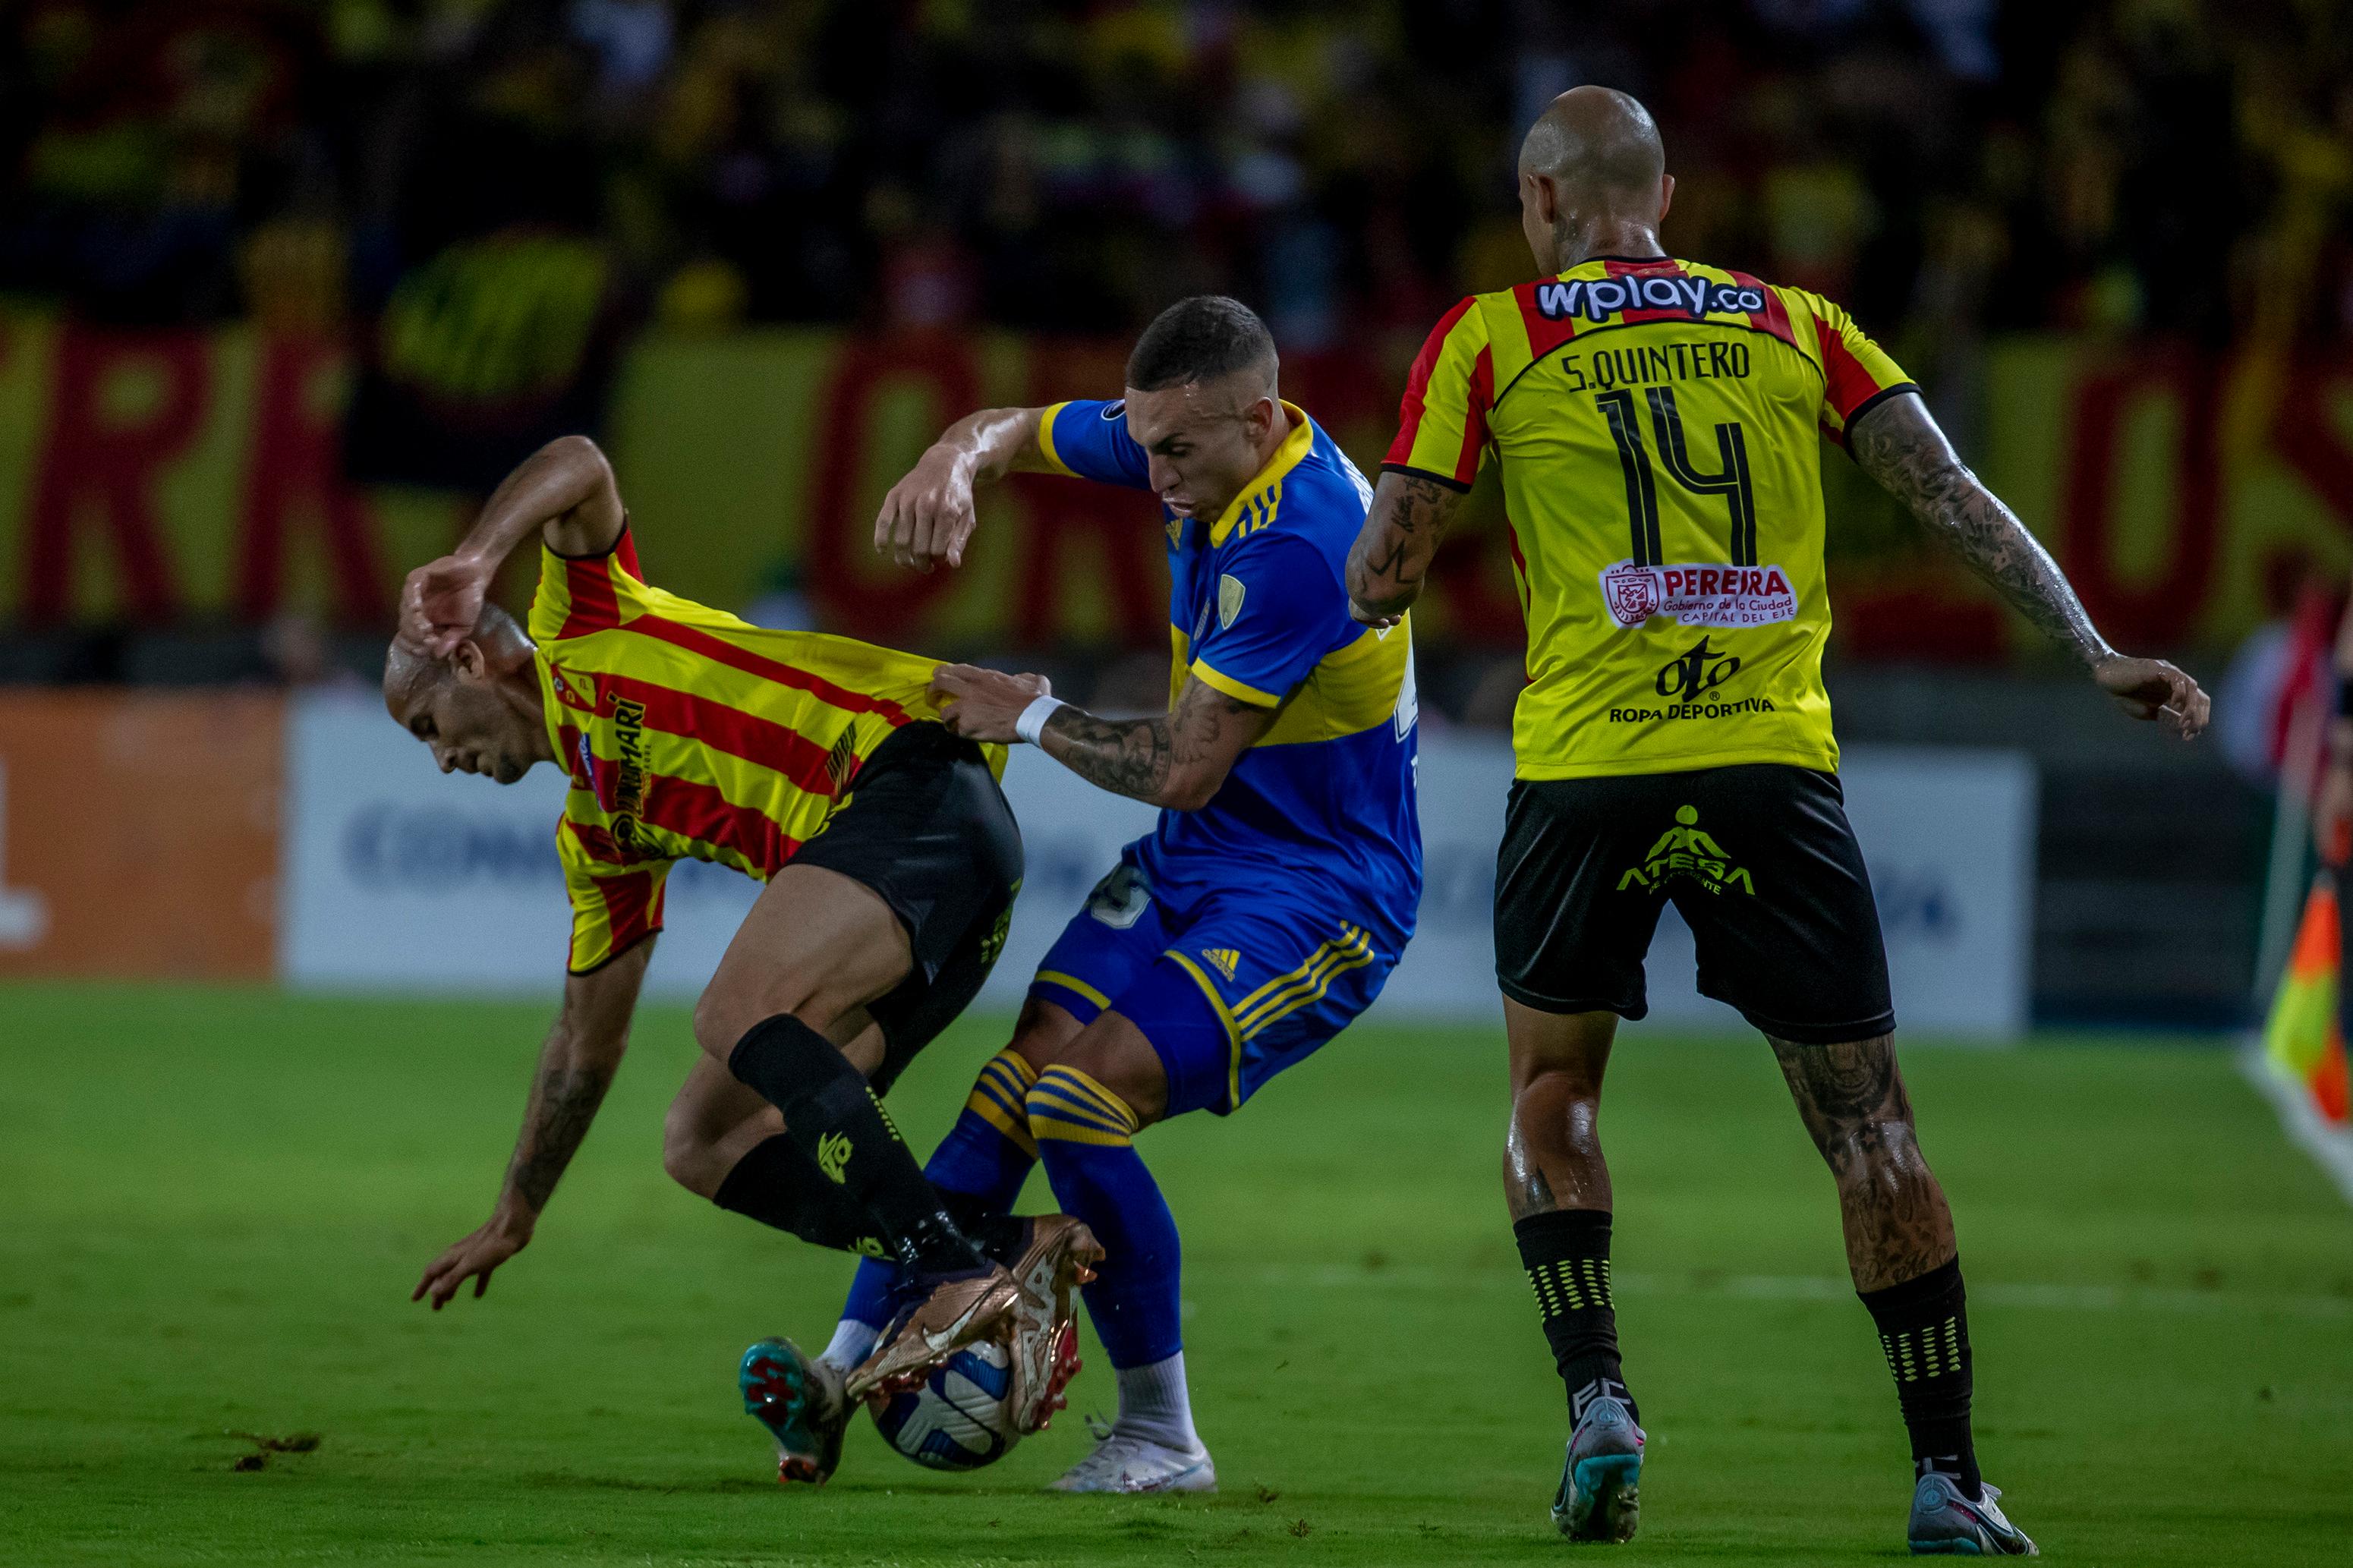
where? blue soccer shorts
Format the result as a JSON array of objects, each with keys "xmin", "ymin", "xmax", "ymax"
[{"xmin": 1027, "ymin": 860, "xmax": 1400, "ymax": 1117}]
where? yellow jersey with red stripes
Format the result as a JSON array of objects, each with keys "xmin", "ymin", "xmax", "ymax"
[
  {"xmin": 528, "ymin": 531, "xmax": 996, "ymax": 972},
  {"xmin": 1384, "ymin": 254, "xmax": 1915, "ymax": 779}
]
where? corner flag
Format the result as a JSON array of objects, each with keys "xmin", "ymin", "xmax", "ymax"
[{"xmin": 2264, "ymin": 870, "xmax": 2351, "ymax": 1125}]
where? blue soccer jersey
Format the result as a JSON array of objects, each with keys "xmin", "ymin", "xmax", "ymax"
[{"xmin": 1036, "ymin": 397, "xmax": 1423, "ymax": 943}]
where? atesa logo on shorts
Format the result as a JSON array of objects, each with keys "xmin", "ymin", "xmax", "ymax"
[{"xmin": 1536, "ymin": 276, "xmax": 1766, "ymax": 324}]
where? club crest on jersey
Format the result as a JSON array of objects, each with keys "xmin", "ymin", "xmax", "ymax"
[
  {"xmin": 1599, "ymin": 560, "xmax": 1795, "ymax": 631},
  {"xmin": 1217, "ymin": 573, "xmax": 1246, "ymax": 628},
  {"xmin": 1536, "ymin": 276, "xmax": 1766, "ymax": 324},
  {"xmin": 547, "ymin": 662, "xmax": 600, "ymax": 712}
]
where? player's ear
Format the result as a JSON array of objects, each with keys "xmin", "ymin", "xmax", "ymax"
[
  {"xmin": 1657, "ymin": 172, "xmax": 1675, "ymax": 226},
  {"xmin": 1245, "ymin": 392, "xmax": 1278, "ymax": 442},
  {"xmin": 449, "ymin": 638, "xmax": 487, "ymax": 682},
  {"xmin": 1525, "ymin": 170, "xmax": 1558, "ymax": 226}
]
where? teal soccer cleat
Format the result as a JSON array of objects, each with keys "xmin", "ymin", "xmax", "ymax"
[
  {"xmin": 739, "ymin": 1337, "xmax": 852, "ymax": 1486},
  {"xmin": 1908, "ymin": 1472, "xmax": 2039, "ymax": 1555},
  {"xmin": 1551, "ymin": 1395, "xmax": 1643, "ymax": 1542}
]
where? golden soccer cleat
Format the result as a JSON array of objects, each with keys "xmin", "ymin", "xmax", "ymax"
[
  {"xmin": 845, "ymin": 1263, "xmax": 1029, "ymax": 1404},
  {"xmin": 999, "ymin": 1215, "xmax": 1104, "ymax": 1434}
]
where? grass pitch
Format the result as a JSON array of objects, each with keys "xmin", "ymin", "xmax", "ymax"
[{"xmin": 3, "ymin": 985, "xmax": 2350, "ymax": 1566}]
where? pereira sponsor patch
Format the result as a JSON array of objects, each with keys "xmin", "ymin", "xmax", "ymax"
[{"xmin": 1598, "ymin": 560, "xmax": 1797, "ymax": 631}]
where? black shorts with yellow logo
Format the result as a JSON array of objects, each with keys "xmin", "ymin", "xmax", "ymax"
[
  {"xmin": 793, "ymin": 721, "xmax": 1023, "ymax": 1091},
  {"xmin": 1493, "ymin": 763, "xmax": 1894, "ymax": 1044}
]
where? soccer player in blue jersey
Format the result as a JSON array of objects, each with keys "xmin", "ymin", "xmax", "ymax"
[{"xmin": 741, "ymin": 297, "xmax": 1422, "ymax": 1492}]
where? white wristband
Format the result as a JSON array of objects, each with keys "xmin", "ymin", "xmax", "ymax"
[{"xmin": 1014, "ymin": 694, "xmax": 1067, "ymax": 746}]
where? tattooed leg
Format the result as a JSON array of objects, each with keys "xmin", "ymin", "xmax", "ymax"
[
  {"xmin": 1770, "ymin": 1034, "xmax": 1956, "ymax": 1292},
  {"xmin": 1503, "ymin": 1000, "xmax": 1618, "ymax": 1220}
]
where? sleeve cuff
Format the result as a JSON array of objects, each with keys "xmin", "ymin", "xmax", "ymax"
[
  {"xmin": 1190, "ymin": 660, "xmax": 1283, "ymax": 707},
  {"xmin": 1035, "ymin": 402, "xmax": 1076, "ymax": 477},
  {"xmin": 566, "ymin": 924, "xmax": 660, "ymax": 975},
  {"xmin": 1378, "ymin": 461, "xmax": 1473, "ymax": 494},
  {"xmin": 548, "ymin": 520, "xmax": 635, "ymax": 562},
  {"xmin": 1832, "ymin": 382, "xmax": 1921, "ymax": 449}
]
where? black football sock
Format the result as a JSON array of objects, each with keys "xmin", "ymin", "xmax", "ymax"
[
  {"xmin": 727, "ymin": 1012, "xmax": 987, "ymax": 1277},
  {"xmin": 940, "ymin": 1189, "xmax": 1028, "ymax": 1264},
  {"xmin": 1514, "ymin": 1208, "xmax": 1638, "ymax": 1425},
  {"xmin": 1859, "ymin": 1258, "xmax": 1980, "ymax": 1499},
  {"xmin": 710, "ymin": 1135, "xmax": 888, "ymax": 1257}
]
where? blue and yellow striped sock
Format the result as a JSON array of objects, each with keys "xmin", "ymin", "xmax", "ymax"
[
  {"xmin": 840, "ymin": 1050, "xmax": 1040, "ymax": 1330},
  {"xmin": 1028, "ymin": 1064, "xmax": 1183, "ymax": 1370}
]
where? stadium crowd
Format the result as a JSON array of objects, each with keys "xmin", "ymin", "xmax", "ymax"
[{"xmin": 3, "ymin": 0, "xmax": 2348, "ymax": 361}]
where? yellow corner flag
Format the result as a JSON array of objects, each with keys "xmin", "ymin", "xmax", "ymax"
[{"xmin": 2265, "ymin": 871, "xmax": 2351, "ymax": 1124}]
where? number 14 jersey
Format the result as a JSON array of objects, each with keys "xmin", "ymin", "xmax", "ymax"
[{"xmin": 1384, "ymin": 254, "xmax": 1914, "ymax": 780}]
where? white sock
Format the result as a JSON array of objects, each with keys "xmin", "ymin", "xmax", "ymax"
[
  {"xmin": 1114, "ymin": 1351, "xmax": 1202, "ymax": 1453},
  {"xmin": 818, "ymin": 1318, "xmax": 879, "ymax": 1373}
]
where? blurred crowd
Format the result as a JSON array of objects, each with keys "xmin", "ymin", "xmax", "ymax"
[{"xmin": 4, "ymin": 0, "xmax": 2350, "ymax": 361}]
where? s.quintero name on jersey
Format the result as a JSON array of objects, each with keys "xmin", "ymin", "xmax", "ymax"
[{"xmin": 1385, "ymin": 256, "xmax": 1914, "ymax": 780}]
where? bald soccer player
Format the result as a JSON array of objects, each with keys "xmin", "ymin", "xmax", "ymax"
[
  {"xmin": 386, "ymin": 435, "xmax": 1101, "ymax": 1485},
  {"xmin": 1347, "ymin": 88, "xmax": 2208, "ymax": 1553}
]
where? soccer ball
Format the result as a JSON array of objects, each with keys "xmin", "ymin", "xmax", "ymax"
[{"xmin": 867, "ymin": 1340, "xmax": 1020, "ymax": 1472}]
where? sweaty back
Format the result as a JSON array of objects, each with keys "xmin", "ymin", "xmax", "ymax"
[{"xmin": 1385, "ymin": 257, "xmax": 1914, "ymax": 779}]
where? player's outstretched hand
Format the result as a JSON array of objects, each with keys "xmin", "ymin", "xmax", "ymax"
[
  {"xmin": 2093, "ymin": 653, "xmax": 2210, "ymax": 741},
  {"xmin": 875, "ymin": 447, "xmax": 978, "ymax": 573},
  {"xmin": 412, "ymin": 1215, "xmax": 531, "ymax": 1310},
  {"xmin": 398, "ymin": 553, "xmax": 494, "ymax": 658},
  {"xmin": 931, "ymin": 663, "xmax": 1051, "ymax": 744}
]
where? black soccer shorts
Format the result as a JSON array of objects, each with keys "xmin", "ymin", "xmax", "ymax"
[
  {"xmin": 1493, "ymin": 763, "xmax": 1895, "ymax": 1044},
  {"xmin": 791, "ymin": 720, "xmax": 1023, "ymax": 1091}
]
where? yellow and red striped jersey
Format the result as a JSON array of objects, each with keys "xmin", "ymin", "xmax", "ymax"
[
  {"xmin": 1386, "ymin": 256, "xmax": 1914, "ymax": 779},
  {"xmin": 528, "ymin": 533, "xmax": 997, "ymax": 972}
]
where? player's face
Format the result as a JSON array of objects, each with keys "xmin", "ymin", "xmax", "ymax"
[
  {"xmin": 387, "ymin": 657, "xmax": 537, "ymax": 786},
  {"xmin": 1123, "ymin": 376, "xmax": 1280, "ymax": 524}
]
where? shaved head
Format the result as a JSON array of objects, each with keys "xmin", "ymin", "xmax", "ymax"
[
  {"xmin": 382, "ymin": 636, "xmax": 443, "ymax": 709},
  {"xmin": 1520, "ymin": 87, "xmax": 1665, "ymax": 199},
  {"xmin": 1516, "ymin": 87, "xmax": 1674, "ymax": 274},
  {"xmin": 382, "ymin": 603, "xmax": 550, "ymax": 786},
  {"xmin": 381, "ymin": 603, "xmax": 523, "ymax": 707}
]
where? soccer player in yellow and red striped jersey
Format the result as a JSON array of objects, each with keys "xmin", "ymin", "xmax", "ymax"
[
  {"xmin": 1347, "ymin": 88, "xmax": 2210, "ymax": 1554},
  {"xmin": 383, "ymin": 435, "xmax": 1101, "ymax": 1484}
]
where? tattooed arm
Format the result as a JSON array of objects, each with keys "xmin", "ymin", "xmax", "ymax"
[
  {"xmin": 931, "ymin": 665, "xmax": 1277, "ymax": 811},
  {"xmin": 1040, "ymin": 678, "xmax": 1277, "ymax": 810},
  {"xmin": 412, "ymin": 939, "xmax": 652, "ymax": 1308},
  {"xmin": 1345, "ymin": 471, "xmax": 1469, "ymax": 627},
  {"xmin": 1847, "ymin": 391, "xmax": 2210, "ymax": 738}
]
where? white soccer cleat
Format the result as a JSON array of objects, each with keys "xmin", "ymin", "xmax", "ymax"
[
  {"xmin": 1907, "ymin": 1472, "xmax": 2038, "ymax": 1555},
  {"xmin": 1048, "ymin": 1428, "xmax": 1217, "ymax": 1494}
]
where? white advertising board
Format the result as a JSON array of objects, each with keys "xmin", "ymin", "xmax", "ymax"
[{"xmin": 282, "ymin": 693, "xmax": 2035, "ymax": 1037}]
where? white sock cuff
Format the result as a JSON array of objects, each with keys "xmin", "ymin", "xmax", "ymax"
[
  {"xmin": 818, "ymin": 1318, "xmax": 880, "ymax": 1373},
  {"xmin": 1115, "ymin": 1350, "xmax": 1200, "ymax": 1451}
]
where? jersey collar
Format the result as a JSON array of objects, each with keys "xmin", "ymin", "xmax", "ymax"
[
  {"xmin": 1208, "ymin": 401, "xmax": 1314, "ymax": 547},
  {"xmin": 532, "ymin": 651, "xmax": 575, "ymax": 779}
]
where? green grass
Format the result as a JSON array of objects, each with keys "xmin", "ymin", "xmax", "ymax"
[{"xmin": 3, "ymin": 985, "xmax": 2351, "ymax": 1566}]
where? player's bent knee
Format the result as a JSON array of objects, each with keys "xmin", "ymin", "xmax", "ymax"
[
  {"xmin": 1005, "ymin": 996, "xmax": 1084, "ymax": 1077},
  {"xmin": 659, "ymin": 1125, "xmax": 704, "ymax": 1192},
  {"xmin": 659, "ymin": 1109, "xmax": 726, "ymax": 1195},
  {"xmin": 1049, "ymin": 1012, "xmax": 1167, "ymax": 1126},
  {"xmin": 692, "ymin": 974, "xmax": 818, "ymax": 1062}
]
